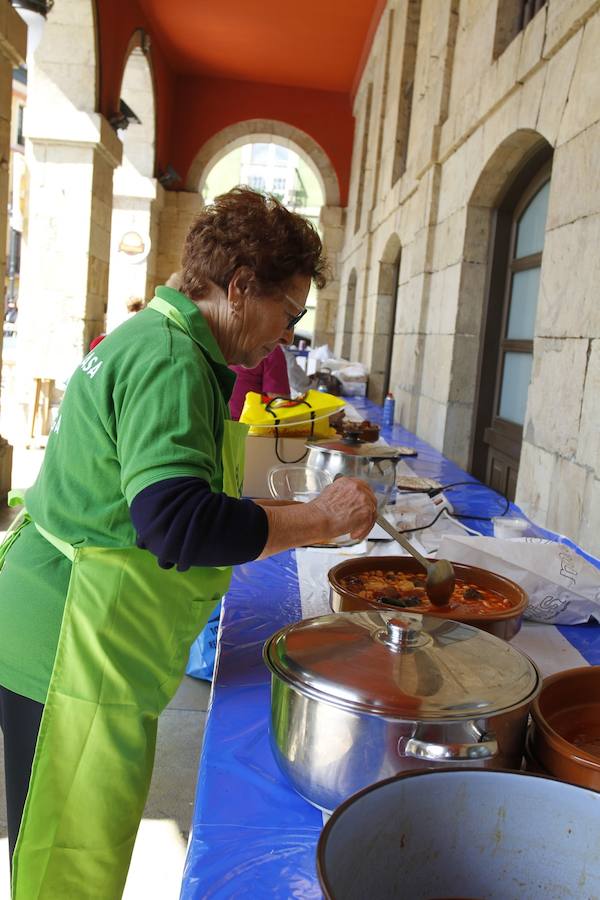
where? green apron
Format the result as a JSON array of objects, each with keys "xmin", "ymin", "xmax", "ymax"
[{"xmin": 6, "ymin": 296, "xmax": 248, "ymax": 899}]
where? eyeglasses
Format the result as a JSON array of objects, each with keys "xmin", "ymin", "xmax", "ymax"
[{"xmin": 282, "ymin": 291, "xmax": 308, "ymax": 331}]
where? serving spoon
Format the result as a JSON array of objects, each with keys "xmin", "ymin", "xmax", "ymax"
[{"xmin": 375, "ymin": 513, "xmax": 456, "ymax": 606}]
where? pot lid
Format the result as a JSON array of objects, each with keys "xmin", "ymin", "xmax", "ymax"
[
  {"xmin": 306, "ymin": 440, "xmax": 404, "ymax": 460},
  {"xmin": 264, "ymin": 612, "xmax": 539, "ymax": 719}
]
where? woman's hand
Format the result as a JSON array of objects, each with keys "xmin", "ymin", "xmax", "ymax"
[
  {"xmin": 309, "ymin": 477, "xmax": 378, "ymax": 541},
  {"xmin": 256, "ymin": 476, "xmax": 378, "ymax": 559}
]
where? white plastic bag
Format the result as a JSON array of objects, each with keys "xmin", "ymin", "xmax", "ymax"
[
  {"xmin": 308, "ymin": 344, "xmax": 333, "ymax": 363},
  {"xmin": 437, "ymin": 535, "xmax": 600, "ymax": 625}
]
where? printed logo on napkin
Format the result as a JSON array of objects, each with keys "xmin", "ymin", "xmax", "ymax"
[{"xmin": 437, "ymin": 535, "xmax": 600, "ymax": 625}]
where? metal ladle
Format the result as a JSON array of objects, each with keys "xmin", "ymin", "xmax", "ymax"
[{"xmin": 375, "ymin": 513, "xmax": 456, "ymax": 606}]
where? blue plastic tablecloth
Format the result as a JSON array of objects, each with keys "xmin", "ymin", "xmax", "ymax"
[{"xmin": 180, "ymin": 399, "xmax": 600, "ymax": 899}]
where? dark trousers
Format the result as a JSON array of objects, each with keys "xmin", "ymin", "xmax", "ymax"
[{"xmin": 0, "ymin": 686, "xmax": 44, "ymax": 866}]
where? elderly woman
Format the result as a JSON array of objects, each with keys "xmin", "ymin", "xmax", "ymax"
[{"xmin": 0, "ymin": 187, "xmax": 376, "ymax": 898}]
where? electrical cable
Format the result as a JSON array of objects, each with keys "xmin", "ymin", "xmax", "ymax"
[{"xmin": 393, "ymin": 480, "xmax": 511, "ymax": 534}]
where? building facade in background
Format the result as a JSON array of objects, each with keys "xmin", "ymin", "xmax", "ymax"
[{"xmin": 335, "ymin": 0, "xmax": 599, "ymax": 551}]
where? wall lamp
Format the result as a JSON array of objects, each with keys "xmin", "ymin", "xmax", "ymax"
[{"xmin": 11, "ymin": 0, "xmax": 54, "ymax": 61}]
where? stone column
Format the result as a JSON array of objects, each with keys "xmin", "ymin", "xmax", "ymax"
[
  {"xmin": 15, "ymin": 113, "xmax": 122, "ymax": 425},
  {"xmin": 106, "ymin": 173, "xmax": 164, "ymax": 332},
  {"xmin": 145, "ymin": 182, "xmax": 166, "ymax": 298},
  {"xmin": 314, "ymin": 205, "xmax": 345, "ymax": 349},
  {"xmin": 155, "ymin": 191, "xmax": 204, "ymax": 287},
  {"xmin": 0, "ymin": 0, "xmax": 26, "ymax": 497}
]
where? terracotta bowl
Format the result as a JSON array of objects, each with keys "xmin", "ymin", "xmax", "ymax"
[
  {"xmin": 530, "ymin": 666, "xmax": 600, "ymax": 791},
  {"xmin": 328, "ymin": 556, "xmax": 528, "ymax": 641},
  {"xmin": 523, "ymin": 726, "xmax": 550, "ymax": 775}
]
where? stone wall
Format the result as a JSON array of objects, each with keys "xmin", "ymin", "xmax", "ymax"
[
  {"xmin": 155, "ymin": 191, "xmax": 203, "ymax": 287},
  {"xmin": 337, "ymin": 0, "xmax": 600, "ymax": 554}
]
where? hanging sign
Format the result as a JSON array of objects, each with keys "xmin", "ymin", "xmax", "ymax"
[{"xmin": 117, "ymin": 230, "xmax": 151, "ymax": 264}]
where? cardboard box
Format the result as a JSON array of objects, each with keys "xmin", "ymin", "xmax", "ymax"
[{"xmin": 242, "ymin": 433, "xmax": 311, "ymax": 498}]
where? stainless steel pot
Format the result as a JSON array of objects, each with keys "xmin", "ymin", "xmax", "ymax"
[
  {"xmin": 263, "ymin": 611, "xmax": 540, "ymax": 812},
  {"xmin": 305, "ymin": 440, "xmax": 404, "ymax": 509}
]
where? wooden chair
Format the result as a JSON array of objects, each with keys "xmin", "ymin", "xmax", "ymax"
[{"xmin": 30, "ymin": 377, "xmax": 55, "ymax": 440}]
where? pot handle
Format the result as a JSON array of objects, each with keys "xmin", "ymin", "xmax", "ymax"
[{"xmin": 402, "ymin": 726, "xmax": 498, "ymax": 761}]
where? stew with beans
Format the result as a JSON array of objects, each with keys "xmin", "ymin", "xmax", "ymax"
[{"xmin": 340, "ymin": 569, "xmax": 512, "ymax": 615}]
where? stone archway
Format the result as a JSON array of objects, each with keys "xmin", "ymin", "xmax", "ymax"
[
  {"xmin": 368, "ymin": 234, "xmax": 402, "ymax": 404},
  {"xmin": 186, "ymin": 120, "xmax": 343, "ymax": 348},
  {"xmin": 447, "ymin": 129, "xmax": 553, "ymax": 471},
  {"xmin": 116, "ymin": 36, "xmax": 156, "ymax": 179},
  {"xmin": 186, "ymin": 120, "xmax": 340, "ymax": 207},
  {"xmin": 107, "ymin": 35, "xmax": 159, "ymax": 332}
]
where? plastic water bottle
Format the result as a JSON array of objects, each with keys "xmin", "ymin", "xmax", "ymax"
[{"xmin": 382, "ymin": 392, "xmax": 396, "ymax": 427}]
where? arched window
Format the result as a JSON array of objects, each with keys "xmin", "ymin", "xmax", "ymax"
[
  {"xmin": 392, "ymin": 0, "xmax": 421, "ymax": 185},
  {"xmin": 472, "ymin": 156, "xmax": 551, "ymax": 499},
  {"xmin": 369, "ymin": 240, "xmax": 401, "ymax": 402}
]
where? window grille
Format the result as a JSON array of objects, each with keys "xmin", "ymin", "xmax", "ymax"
[
  {"xmin": 494, "ymin": 0, "xmax": 547, "ymax": 59},
  {"xmin": 247, "ymin": 175, "xmax": 266, "ymax": 191}
]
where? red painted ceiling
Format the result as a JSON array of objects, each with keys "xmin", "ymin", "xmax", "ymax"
[{"xmin": 136, "ymin": 0, "xmax": 383, "ymax": 92}]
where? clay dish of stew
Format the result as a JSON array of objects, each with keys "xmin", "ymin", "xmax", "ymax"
[
  {"xmin": 328, "ymin": 557, "xmax": 528, "ymax": 641},
  {"xmin": 530, "ymin": 666, "xmax": 600, "ymax": 791}
]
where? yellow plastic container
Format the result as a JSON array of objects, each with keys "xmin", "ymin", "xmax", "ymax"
[{"xmin": 240, "ymin": 390, "xmax": 345, "ymax": 438}]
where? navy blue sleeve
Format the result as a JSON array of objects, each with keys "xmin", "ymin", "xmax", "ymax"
[{"xmin": 130, "ymin": 477, "xmax": 269, "ymax": 571}]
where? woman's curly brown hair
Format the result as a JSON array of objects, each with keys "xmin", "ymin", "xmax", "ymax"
[{"xmin": 180, "ymin": 186, "xmax": 328, "ymax": 300}]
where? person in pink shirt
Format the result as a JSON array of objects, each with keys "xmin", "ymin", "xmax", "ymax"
[{"xmin": 229, "ymin": 344, "xmax": 291, "ymax": 420}]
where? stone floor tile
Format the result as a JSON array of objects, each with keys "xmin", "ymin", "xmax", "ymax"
[
  {"xmin": 168, "ymin": 674, "xmax": 211, "ymax": 712},
  {"xmin": 153, "ymin": 708, "xmax": 207, "ymax": 772},
  {"xmin": 123, "ymin": 818, "xmax": 187, "ymax": 900}
]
